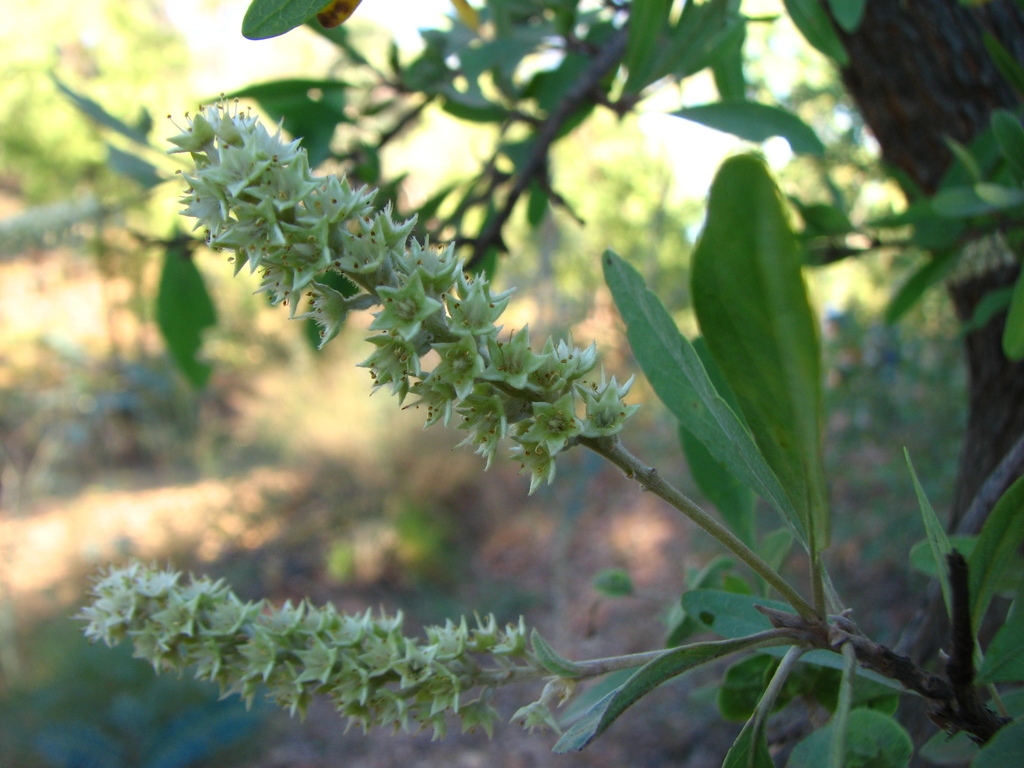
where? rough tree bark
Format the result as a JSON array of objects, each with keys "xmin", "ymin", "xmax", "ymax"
[
  {"xmin": 833, "ymin": 0, "xmax": 1024, "ymax": 530},
  {"xmin": 831, "ymin": 1, "xmax": 1024, "ymax": 758}
]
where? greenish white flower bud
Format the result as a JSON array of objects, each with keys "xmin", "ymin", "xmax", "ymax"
[
  {"xmin": 172, "ymin": 102, "xmax": 638, "ymax": 491},
  {"xmin": 80, "ymin": 562, "xmax": 575, "ymax": 736}
]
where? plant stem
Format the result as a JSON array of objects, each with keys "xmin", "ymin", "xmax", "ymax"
[
  {"xmin": 753, "ymin": 645, "xmax": 805, "ymax": 734},
  {"xmin": 566, "ymin": 628, "xmax": 802, "ymax": 678},
  {"xmin": 579, "ymin": 436, "xmax": 819, "ymax": 623},
  {"xmin": 828, "ymin": 642, "xmax": 857, "ymax": 768}
]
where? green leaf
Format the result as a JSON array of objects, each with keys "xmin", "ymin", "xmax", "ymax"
[
  {"xmin": 602, "ymin": 250, "xmax": 806, "ymax": 548},
  {"xmin": 722, "ymin": 716, "xmax": 775, "ymax": 768},
  {"xmin": 932, "ymin": 184, "xmax": 1024, "ymax": 218},
  {"xmin": 530, "ymin": 630, "xmax": 590, "ymax": 678},
  {"xmin": 908, "ymin": 535, "xmax": 977, "ymax": 579},
  {"xmin": 52, "ymin": 76, "xmax": 151, "ymax": 146},
  {"xmin": 920, "ymin": 730, "xmax": 979, "ymax": 766},
  {"xmin": 971, "ymin": 719, "xmax": 1024, "ymax": 768},
  {"xmin": 622, "ymin": 0, "xmax": 744, "ymax": 94},
  {"xmin": 991, "ymin": 109, "xmax": 1024, "ymax": 185},
  {"xmin": 968, "ymin": 474, "xmax": 1024, "ymax": 629},
  {"xmin": 526, "ymin": 182, "xmax": 548, "ymax": 228},
  {"xmin": 223, "ymin": 79, "xmax": 350, "ymax": 167},
  {"xmin": 552, "ymin": 634, "xmax": 788, "ymax": 753},
  {"xmin": 666, "ymin": 556, "xmax": 738, "ymax": 646},
  {"xmin": 786, "ymin": 709, "xmax": 913, "ymax": 768},
  {"xmin": 679, "ymin": 338, "xmax": 757, "ymax": 546},
  {"xmin": 242, "ymin": 0, "xmax": 326, "ymax": 40},
  {"xmin": 156, "ymin": 241, "xmax": 217, "ymax": 388},
  {"xmin": 682, "ymin": 590, "xmax": 903, "ymax": 690},
  {"xmin": 758, "ymin": 528, "xmax": 794, "ymax": 578},
  {"xmin": 983, "ymin": 32, "xmax": 1024, "ymax": 97},
  {"xmin": 558, "ymin": 668, "xmax": 637, "ymax": 723},
  {"xmin": 885, "ymin": 249, "xmax": 959, "ymax": 324},
  {"xmin": 945, "ymin": 137, "xmax": 984, "ymax": 184},
  {"xmin": 592, "ymin": 568, "xmax": 635, "ymax": 598},
  {"xmin": 106, "ymin": 145, "xmax": 163, "ymax": 189},
  {"xmin": 680, "ymin": 426, "xmax": 757, "ymax": 546},
  {"xmin": 791, "ymin": 198, "xmax": 855, "ymax": 238},
  {"xmin": 673, "ymin": 101, "xmax": 825, "ymax": 156},
  {"xmin": 710, "ymin": 21, "xmax": 747, "ymax": 101},
  {"xmin": 691, "ymin": 153, "xmax": 829, "ymax": 553},
  {"xmin": 962, "ymin": 286, "xmax": 1015, "ymax": 337},
  {"xmin": 718, "ymin": 654, "xmax": 777, "ymax": 721},
  {"xmin": 440, "ymin": 90, "xmax": 509, "ymax": 123},
  {"xmin": 782, "ymin": 0, "xmax": 848, "ymax": 65},
  {"xmin": 1003, "ymin": 267, "xmax": 1024, "ymax": 360},
  {"xmin": 682, "ymin": 589, "xmax": 784, "ymax": 638},
  {"xmin": 828, "ymin": 0, "xmax": 865, "ymax": 33},
  {"xmin": 624, "ymin": 0, "xmax": 672, "ymax": 94},
  {"xmin": 977, "ymin": 580, "xmax": 1024, "ymax": 684},
  {"xmin": 665, "ymin": 0, "xmax": 746, "ymax": 82},
  {"xmin": 905, "ymin": 450, "xmax": 956, "ymax": 619}
]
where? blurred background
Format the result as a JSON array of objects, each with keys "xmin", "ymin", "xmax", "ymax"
[{"xmin": 0, "ymin": 1, "xmax": 967, "ymax": 766}]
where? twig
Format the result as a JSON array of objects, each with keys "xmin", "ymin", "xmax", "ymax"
[
  {"xmin": 465, "ymin": 27, "xmax": 629, "ymax": 269},
  {"xmin": 756, "ymin": 554, "xmax": 1010, "ymax": 744},
  {"xmin": 579, "ymin": 436, "xmax": 820, "ymax": 623},
  {"xmin": 895, "ymin": 432, "xmax": 1024, "ymax": 660},
  {"xmin": 955, "ymin": 431, "xmax": 1024, "ymax": 538},
  {"xmin": 927, "ymin": 551, "xmax": 1011, "ymax": 743}
]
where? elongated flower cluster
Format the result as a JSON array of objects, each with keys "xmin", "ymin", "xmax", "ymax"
[
  {"xmin": 170, "ymin": 102, "xmax": 639, "ymax": 490},
  {"xmin": 80, "ymin": 562, "xmax": 557, "ymax": 737}
]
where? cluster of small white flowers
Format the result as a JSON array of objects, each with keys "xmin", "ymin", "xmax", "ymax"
[
  {"xmin": 80, "ymin": 562, "xmax": 555, "ymax": 738},
  {"xmin": 170, "ymin": 102, "xmax": 639, "ymax": 491}
]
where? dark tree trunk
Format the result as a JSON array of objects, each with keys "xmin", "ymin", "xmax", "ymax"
[
  {"xmin": 830, "ymin": 1, "xmax": 1024, "ymax": 757},
  {"xmin": 834, "ymin": 0, "xmax": 1024, "ymax": 528}
]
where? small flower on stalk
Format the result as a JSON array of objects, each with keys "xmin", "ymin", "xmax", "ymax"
[
  {"xmin": 370, "ymin": 272, "xmax": 444, "ymax": 342},
  {"xmin": 446, "ymin": 272, "xmax": 512, "ymax": 338},
  {"xmin": 580, "ymin": 374, "xmax": 641, "ymax": 437},
  {"xmin": 482, "ymin": 327, "xmax": 546, "ymax": 391},
  {"xmin": 516, "ymin": 393, "xmax": 583, "ymax": 456}
]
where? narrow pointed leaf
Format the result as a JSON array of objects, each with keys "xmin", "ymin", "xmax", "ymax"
[
  {"xmin": 828, "ymin": 0, "xmax": 865, "ymax": 32},
  {"xmin": 906, "ymin": 450, "xmax": 955, "ymax": 620},
  {"xmin": 52, "ymin": 77, "xmax": 150, "ymax": 146},
  {"xmin": 552, "ymin": 634, "xmax": 789, "ymax": 753},
  {"xmin": 968, "ymin": 474, "xmax": 1024, "ymax": 629},
  {"xmin": 691, "ymin": 154, "xmax": 829, "ymax": 553},
  {"xmin": 156, "ymin": 241, "xmax": 216, "ymax": 388},
  {"xmin": 983, "ymin": 32, "xmax": 1024, "ymax": 97},
  {"xmin": 603, "ymin": 250, "xmax": 806, "ymax": 548},
  {"xmin": 673, "ymin": 102, "xmax": 825, "ymax": 156},
  {"xmin": 531, "ymin": 631, "xmax": 590, "ymax": 678},
  {"xmin": 977, "ymin": 581, "xmax": 1024, "ymax": 684},
  {"xmin": 106, "ymin": 145, "xmax": 163, "ymax": 189},
  {"xmin": 242, "ymin": 0, "xmax": 330, "ymax": 40},
  {"xmin": 722, "ymin": 717, "xmax": 775, "ymax": 768},
  {"xmin": 885, "ymin": 249, "xmax": 959, "ymax": 324},
  {"xmin": 991, "ymin": 109, "xmax": 1024, "ymax": 185},
  {"xmin": 783, "ymin": 0, "xmax": 848, "ymax": 65},
  {"xmin": 680, "ymin": 425, "xmax": 757, "ymax": 545},
  {"xmin": 680, "ymin": 338, "xmax": 757, "ymax": 545},
  {"xmin": 623, "ymin": 0, "xmax": 671, "ymax": 93},
  {"xmin": 1003, "ymin": 267, "xmax": 1024, "ymax": 360}
]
